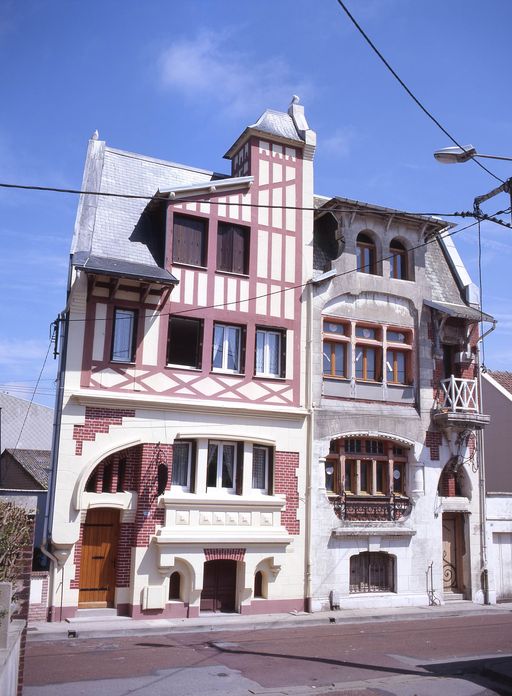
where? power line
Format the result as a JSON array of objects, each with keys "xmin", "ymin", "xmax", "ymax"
[
  {"xmin": 12, "ymin": 332, "xmax": 55, "ymax": 454},
  {"xmin": 64, "ymin": 217, "xmax": 485, "ymax": 324},
  {"xmin": 334, "ymin": 0, "xmax": 504, "ymax": 184},
  {"xmin": 0, "ymin": 179, "xmax": 477, "ymax": 219}
]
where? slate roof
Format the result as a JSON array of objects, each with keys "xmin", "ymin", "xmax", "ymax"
[
  {"xmin": 73, "ymin": 253, "xmax": 178, "ymax": 285},
  {"xmin": 3, "ymin": 449, "xmax": 51, "ymax": 489},
  {"xmin": 250, "ymin": 109, "xmax": 303, "ymax": 143},
  {"xmin": 71, "ymin": 144, "xmax": 215, "ymax": 269},
  {"xmin": 488, "ymin": 371, "xmax": 512, "ymax": 395},
  {"xmin": 0, "ymin": 393, "xmax": 53, "ymax": 450}
]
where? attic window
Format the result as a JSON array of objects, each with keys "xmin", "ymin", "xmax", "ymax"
[{"xmin": 390, "ymin": 240, "xmax": 409, "ymax": 280}]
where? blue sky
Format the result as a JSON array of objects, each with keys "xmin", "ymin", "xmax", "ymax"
[{"xmin": 1, "ymin": 0, "xmax": 511, "ymax": 407}]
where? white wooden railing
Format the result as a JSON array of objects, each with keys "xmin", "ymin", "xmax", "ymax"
[{"xmin": 438, "ymin": 376, "xmax": 479, "ymax": 412}]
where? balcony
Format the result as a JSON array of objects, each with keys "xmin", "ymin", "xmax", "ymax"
[
  {"xmin": 333, "ymin": 495, "xmax": 412, "ymax": 522},
  {"xmin": 433, "ymin": 376, "xmax": 490, "ymax": 430}
]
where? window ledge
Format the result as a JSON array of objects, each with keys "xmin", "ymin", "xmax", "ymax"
[
  {"xmin": 254, "ymin": 374, "xmax": 287, "ymax": 382},
  {"xmin": 215, "ymin": 270, "xmax": 250, "ymax": 278},
  {"xmin": 171, "ymin": 262, "xmax": 207, "ymax": 271},
  {"xmin": 166, "ymin": 364, "xmax": 202, "ymax": 372},
  {"xmin": 110, "ymin": 360, "xmax": 136, "ymax": 366},
  {"xmin": 211, "ymin": 369, "xmax": 244, "ymax": 377},
  {"xmin": 159, "ymin": 493, "xmax": 286, "ymax": 510}
]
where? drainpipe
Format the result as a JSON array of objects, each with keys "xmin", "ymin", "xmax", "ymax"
[
  {"xmin": 475, "ymin": 334, "xmax": 493, "ymax": 605},
  {"xmin": 304, "ymin": 280, "xmax": 314, "ymax": 613}
]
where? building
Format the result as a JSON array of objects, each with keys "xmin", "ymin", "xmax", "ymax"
[
  {"xmin": 308, "ymin": 197, "xmax": 492, "ymax": 609},
  {"xmin": 482, "ymin": 371, "xmax": 512, "ymax": 602},
  {"xmin": 0, "ymin": 393, "xmax": 53, "ymax": 567},
  {"xmin": 46, "ymin": 99, "xmax": 315, "ymax": 620},
  {"xmin": 46, "ymin": 99, "xmax": 493, "ymax": 621}
]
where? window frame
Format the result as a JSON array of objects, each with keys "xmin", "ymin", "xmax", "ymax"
[
  {"xmin": 332, "ymin": 438, "xmax": 409, "ymax": 498},
  {"xmin": 167, "ymin": 316, "xmax": 203, "ymax": 369},
  {"xmin": 216, "ymin": 221, "xmax": 250, "ymax": 275},
  {"xmin": 212, "ymin": 323, "xmax": 244, "ymax": 374},
  {"xmin": 171, "ymin": 441, "xmax": 193, "ymax": 491},
  {"xmin": 255, "ymin": 328, "xmax": 285, "ymax": 378},
  {"xmin": 206, "ymin": 440, "xmax": 237, "ymax": 493},
  {"xmin": 356, "ymin": 233, "xmax": 377, "ymax": 275},
  {"xmin": 322, "ymin": 320, "xmax": 350, "ymax": 380},
  {"xmin": 252, "ymin": 445, "xmax": 273, "ymax": 493},
  {"xmin": 389, "ymin": 240, "xmax": 408, "ymax": 280},
  {"xmin": 111, "ymin": 307, "xmax": 138, "ymax": 363},
  {"xmin": 172, "ymin": 214, "xmax": 208, "ymax": 268}
]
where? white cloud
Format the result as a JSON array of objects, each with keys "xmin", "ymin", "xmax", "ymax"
[
  {"xmin": 321, "ymin": 126, "xmax": 357, "ymax": 159},
  {"xmin": 0, "ymin": 339, "xmax": 50, "ymax": 366},
  {"xmin": 159, "ymin": 30, "xmax": 310, "ymax": 118}
]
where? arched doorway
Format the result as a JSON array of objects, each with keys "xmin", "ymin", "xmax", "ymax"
[
  {"xmin": 78, "ymin": 508, "xmax": 119, "ymax": 608},
  {"xmin": 200, "ymin": 560, "xmax": 237, "ymax": 612}
]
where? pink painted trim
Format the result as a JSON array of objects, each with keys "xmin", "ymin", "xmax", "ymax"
[{"xmin": 240, "ymin": 598, "xmax": 305, "ymax": 615}]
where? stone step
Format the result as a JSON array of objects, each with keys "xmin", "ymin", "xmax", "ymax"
[
  {"xmin": 443, "ymin": 593, "xmax": 465, "ymax": 601},
  {"xmin": 66, "ymin": 609, "xmax": 131, "ymax": 623}
]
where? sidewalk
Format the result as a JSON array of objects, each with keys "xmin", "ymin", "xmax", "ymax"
[{"xmin": 27, "ymin": 599, "xmax": 512, "ymax": 643}]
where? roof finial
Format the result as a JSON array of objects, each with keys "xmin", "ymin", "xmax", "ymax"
[
  {"xmin": 291, "ymin": 95, "xmax": 300, "ymax": 105},
  {"xmin": 91, "ymin": 129, "xmax": 99, "ymax": 141}
]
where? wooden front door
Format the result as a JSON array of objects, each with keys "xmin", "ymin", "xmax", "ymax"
[
  {"xmin": 200, "ymin": 560, "xmax": 237, "ymax": 613},
  {"xmin": 78, "ymin": 508, "xmax": 119, "ymax": 608},
  {"xmin": 442, "ymin": 512, "xmax": 464, "ymax": 594}
]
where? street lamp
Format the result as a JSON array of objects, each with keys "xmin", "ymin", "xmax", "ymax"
[{"xmin": 434, "ymin": 145, "xmax": 512, "ymax": 164}]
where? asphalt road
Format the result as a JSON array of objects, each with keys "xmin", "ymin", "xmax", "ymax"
[{"xmin": 25, "ymin": 613, "xmax": 512, "ymax": 695}]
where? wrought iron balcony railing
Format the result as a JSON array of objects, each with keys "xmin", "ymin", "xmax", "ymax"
[
  {"xmin": 438, "ymin": 376, "xmax": 478, "ymax": 413},
  {"xmin": 333, "ymin": 495, "xmax": 412, "ymax": 522}
]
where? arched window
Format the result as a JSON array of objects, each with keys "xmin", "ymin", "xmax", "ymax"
[
  {"xmin": 350, "ymin": 552, "xmax": 395, "ymax": 593},
  {"xmin": 356, "ymin": 233, "xmax": 377, "ymax": 275},
  {"xmin": 254, "ymin": 571, "xmax": 264, "ymax": 598},
  {"xmin": 390, "ymin": 239, "xmax": 408, "ymax": 280},
  {"xmin": 169, "ymin": 571, "xmax": 181, "ymax": 600}
]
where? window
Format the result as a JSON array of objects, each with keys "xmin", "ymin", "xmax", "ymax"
[
  {"xmin": 386, "ymin": 349, "xmax": 406, "ymax": 384},
  {"xmin": 390, "ymin": 239, "xmax": 408, "ymax": 280},
  {"xmin": 323, "ymin": 320, "xmax": 349, "ymax": 379},
  {"xmin": 169, "ymin": 572, "xmax": 181, "ymax": 600},
  {"xmin": 171, "ymin": 441, "xmax": 194, "ymax": 490},
  {"xmin": 207, "ymin": 441, "xmax": 237, "ymax": 491},
  {"xmin": 327, "ymin": 438, "xmax": 408, "ymax": 498},
  {"xmin": 255, "ymin": 328, "xmax": 284, "ymax": 378},
  {"xmin": 172, "ymin": 214, "xmax": 207, "ymax": 267},
  {"xmin": 111, "ymin": 308, "xmax": 137, "ymax": 362},
  {"xmin": 350, "ymin": 552, "xmax": 395, "ymax": 593},
  {"xmin": 252, "ymin": 445, "xmax": 273, "ymax": 493},
  {"xmin": 212, "ymin": 323, "xmax": 243, "ymax": 373},
  {"xmin": 323, "ymin": 319, "xmax": 412, "ymax": 386},
  {"xmin": 217, "ymin": 222, "xmax": 249, "ymax": 274},
  {"xmin": 167, "ymin": 316, "xmax": 203, "ymax": 368},
  {"xmin": 356, "ymin": 233, "xmax": 377, "ymax": 274}
]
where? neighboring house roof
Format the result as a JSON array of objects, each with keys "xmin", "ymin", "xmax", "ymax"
[
  {"xmin": 484, "ymin": 371, "xmax": 512, "ymax": 399},
  {"xmin": 3, "ymin": 449, "xmax": 51, "ymax": 489},
  {"xmin": 0, "ymin": 393, "xmax": 53, "ymax": 450}
]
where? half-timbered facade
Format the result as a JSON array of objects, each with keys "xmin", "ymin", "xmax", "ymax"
[{"xmin": 47, "ymin": 100, "xmax": 316, "ymax": 619}]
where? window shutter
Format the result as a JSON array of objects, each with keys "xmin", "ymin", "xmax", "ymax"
[
  {"xmin": 189, "ymin": 441, "xmax": 197, "ymax": 493},
  {"xmin": 236, "ymin": 442, "xmax": 244, "ymax": 495},
  {"xmin": 267, "ymin": 448, "xmax": 274, "ymax": 495},
  {"xmin": 233, "ymin": 225, "xmax": 246, "ymax": 274},
  {"xmin": 280, "ymin": 330, "xmax": 287, "ymax": 378}
]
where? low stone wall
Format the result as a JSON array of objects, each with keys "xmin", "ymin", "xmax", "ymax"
[{"xmin": 28, "ymin": 572, "xmax": 49, "ymax": 623}]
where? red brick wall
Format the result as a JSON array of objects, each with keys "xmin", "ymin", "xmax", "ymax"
[
  {"xmin": 274, "ymin": 451, "xmax": 300, "ymax": 535},
  {"xmin": 426, "ymin": 431, "xmax": 442, "ymax": 460},
  {"xmin": 116, "ymin": 523, "xmax": 134, "ymax": 588},
  {"xmin": 439, "ymin": 470, "xmax": 457, "ymax": 497},
  {"xmin": 133, "ymin": 443, "xmax": 172, "ymax": 547},
  {"xmin": 204, "ymin": 548, "xmax": 246, "ymax": 561},
  {"xmin": 69, "ymin": 522, "xmax": 84, "ymax": 590},
  {"xmin": 73, "ymin": 406, "xmax": 135, "ymax": 455}
]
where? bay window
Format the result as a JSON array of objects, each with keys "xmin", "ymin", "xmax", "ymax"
[{"xmin": 171, "ymin": 441, "xmax": 194, "ymax": 491}]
